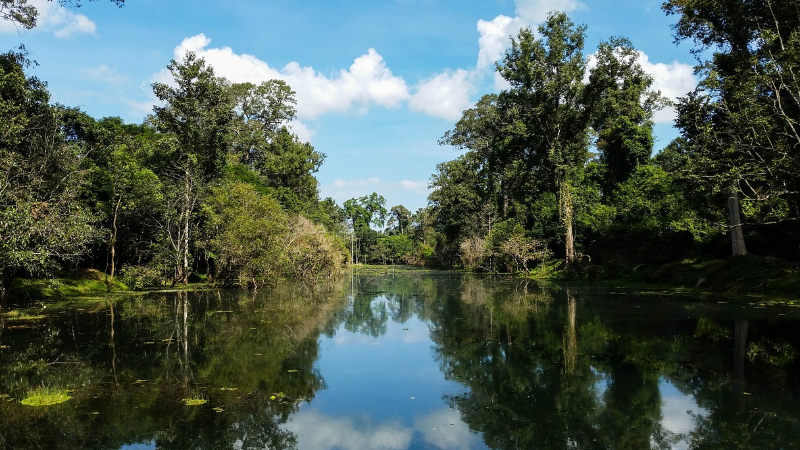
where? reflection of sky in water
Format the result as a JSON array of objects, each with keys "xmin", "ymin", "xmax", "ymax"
[
  {"xmin": 285, "ymin": 296, "xmax": 488, "ymax": 450},
  {"xmin": 119, "ymin": 443, "xmax": 154, "ymax": 450},
  {"xmin": 660, "ymin": 378, "xmax": 705, "ymax": 449}
]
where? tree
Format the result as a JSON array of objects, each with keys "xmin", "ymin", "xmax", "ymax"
[
  {"xmin": 343, "ymin": 193, "xmax": 387, "ymax": 232},
  {"xmin": 152, "ymin": 51, "xmax": 235, "ymax": 284},
  {"xmin": 587, "ymin": 37, "xmax": 665, "ymax": 197},
  {"xmin": 0, "ymin": 50, "xmax": 98, "ymax": 294},
  {"xmin": 101, "ymin": 145, "xmax": 162, "ymax": 290},
  {"xmin": 387, "ymin": 205, "xmax": 411, "ymax": 235},
  {"xmin": 664, "ymin": 0, "xmax": 800, "ymax": 257},
  {"xmin": 495, "ymin": 13, "xmax": 592, "ymax": 265},
  {"xmin": 201, "ymin": 182, "xmax": 287, "ymax": 289},
  {"xmin": 343, "ymin": 193, "xmax": 387, "ymax": 264}
]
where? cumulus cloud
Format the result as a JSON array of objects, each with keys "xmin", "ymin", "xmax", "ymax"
[
  {"xmin": 0, "ymin": 0, "xmax": 97, "ymax": 37},
  {"xmin": 409, "ymin": 69, "xmax": 477, "ymax": 120},
  {"xmin": 635, "ymin": 52, "xmax": 697, "ymax": 123},
  {"xmin": 289, "ymin": 120, "xmax": 316, "ymax": 143},
  {"xmin": 476, "ymin": 15, "xmax": 526, "ymax": 70},
  {"xmin": 167, "ymin": 34, "xmax": 409, "ymax": 120},
  {"xmin": 477, "ymin": 0, "xmax": 585, "ymax": 70}
]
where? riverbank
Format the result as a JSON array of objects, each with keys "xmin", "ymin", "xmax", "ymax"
[
  {"xmin": 583, "ymin": 254, "xmax": 800, "ymax": 300},
  {"xmin": 5, "ymin": 256, "xmax": 799, "ymax": 303}
]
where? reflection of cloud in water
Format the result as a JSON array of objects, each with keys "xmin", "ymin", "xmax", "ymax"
[
  {"xmin": 284, "ymin": 408, "xmax": 486, "ymax": 450},
  {"xmin": 414, "ymin": 408, "xmax": 484, "ymax": 450},
  {"xmin": 284, "ymin": 409, "xmax": 412, "ymax": 450},
  {"xmin": 660, "ymin": 379, "xmax": 705, "ymax": 449}
]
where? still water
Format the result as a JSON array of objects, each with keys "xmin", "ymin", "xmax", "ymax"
[{"xmin": 1, "ymin": 269, "xmax": 799, "ymax": 449}]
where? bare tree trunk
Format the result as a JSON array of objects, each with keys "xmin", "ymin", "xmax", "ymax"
[
  {"xmin": 728, "ymin": 188, "xmax": 747, "ymax": 257},
  {"xmin": 108, "ymin": 196, "xmax": 122, "ymax": 292}
]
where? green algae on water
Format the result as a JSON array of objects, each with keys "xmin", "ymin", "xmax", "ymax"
[{"xmin": 20, "ymin": 389, "xmax": 71, "ymax": 406}]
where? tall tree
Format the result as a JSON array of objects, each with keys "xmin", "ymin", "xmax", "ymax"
[
  {"xmin": 664, "ymin": 0, "xmax": 800, "ymax": 256},
  {"xmin": 587, "ymin": 37, "xmax": 665, "ymax": 197},
  {"xmin": 152, "ymin": 51, "xmax": 235, "ymax": 284},
  {"xmin": 387, "ymin": 205, "xmax": 411, "ymax": 235},
  {"xmin": 495, "ymin": 13, "xmax": 592, "ymax": 264}
]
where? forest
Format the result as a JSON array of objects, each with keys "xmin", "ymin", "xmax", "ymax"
[{"xmin": 1, "ymin": 0, "xmax": 799, "ymax": 296}]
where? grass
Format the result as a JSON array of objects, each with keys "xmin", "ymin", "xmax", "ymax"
[
  {"xmin": 20, "ymin": 388, "xmax": 71, "ymax": 406},
  {"xmin": 10, "ymin": 269, "xmax": 128, "ymax": 299}
]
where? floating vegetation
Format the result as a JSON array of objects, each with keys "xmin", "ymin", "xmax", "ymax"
[
  {"xmin": 20, "ymin": 388, "xmax": 71, "ymax": 406},
  {"xmin": 182, "ymin": 397, "xmax": 208, "ymax": 406},
  {"xmin": 2, "ymin": 310, "xmax": 46, "ymax": 321},
  {"xmin": 287, "ymin": 369, "xmax": 297, "ymax": 373},
  {"xmin": 219, "ymin": 387, "xmax": 238, "ymax": 391},
  {"xmin": 212, "ymin": 406, "xmax": 224, "ymax": 412}
]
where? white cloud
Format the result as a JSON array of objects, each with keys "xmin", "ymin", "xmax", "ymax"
[
  {"xmin": 635, "ymin": 51, "xmax": 696, "ymax": 123},
  {"xmin": 333, "ymin": 178, "xmax": 382, "ymax": 189},
  {"xmin": 514, "ymin": 0, "xmax": 586, "ymax": 24},
  {"xmin": 476, "ymin": 15, "xmax": 526, "ymax": 70},
  {"xmin": 82, "ymin": 64, "xmax": 127, "ymax": 84},
  {"xmin": 398, "ymin": 180, "xmax": 428, "ymax": 193},
  {"xmin": 53, "ymin": 13, "xmax": 95, "ymax": 38},
  {"xmin": 0, "ymin": 0, "xmax": 97, "ymax": 37},
  {"xmin": 289, "ymin": 120, "xmax": 316, "ymax": 143},
  {"xmin": 476, "ymin": 0, "xmax": 585, "ymax": 70},
  {"xmin": 409, "ymin": 69, "xmax": 476, "ymax": 120},
  {"xmin": 169, "ymin": 34, "xmax": 409, "ymax": 120}
]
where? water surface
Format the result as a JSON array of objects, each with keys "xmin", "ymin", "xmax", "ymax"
[{"xmin": 1, "ymin": 270, "xmax": 799, "ymax": 449}]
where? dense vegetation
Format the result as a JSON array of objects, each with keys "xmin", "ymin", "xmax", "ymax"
[
  {"xmin": 2, "ymin": 1, "xmax": 798, "ymax": 296},
  {"xmin": 0, "ymin": 48, "xmax": 349, "ymax": 294},
  {"xmin": 361, "ymin": 4, "xmax": 799, "ymax": 279}
]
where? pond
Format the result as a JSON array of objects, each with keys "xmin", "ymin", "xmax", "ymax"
[{"xmin": 1, "ymin": 269, "xmax": 799, "ymax": 449}]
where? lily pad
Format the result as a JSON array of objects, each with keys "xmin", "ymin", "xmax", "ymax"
[{"xmin": 182, "ymin": 398, "xmax": 208, "ymax": 406}]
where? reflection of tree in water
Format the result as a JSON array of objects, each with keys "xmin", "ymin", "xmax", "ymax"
[{"xmin": 0, "ymin": 281, "xmax": 345, "ymax": 450}]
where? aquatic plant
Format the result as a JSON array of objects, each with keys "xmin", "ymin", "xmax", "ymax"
[{"xmin": 20, "ymin": 388, "xmax": 71, "ymax": 406}]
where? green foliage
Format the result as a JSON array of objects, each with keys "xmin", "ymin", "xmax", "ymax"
[
  {"xmin": 0, "ymin": 51, "xmax": 99, "ymax": 289},
  {"xmin": 377, "ymin": 234, "xmax": 413, "ymax": 264},
  {"xmin": 20, "ymin": 388, "xmax": 71, "ymax": 407},
  {"xmin": 201, "ymin": 182, "xmax": 288, "ymax": 289},
  {"xmin": 283, "ymin": 216, "xmax": 347, "ymax": 279}
]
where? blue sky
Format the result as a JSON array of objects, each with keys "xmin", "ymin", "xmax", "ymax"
[{"xmin": 1, "ymin": 0, "xmax": 698, "ymax": 213}]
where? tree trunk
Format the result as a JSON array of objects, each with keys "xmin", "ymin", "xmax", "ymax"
[
  {"xmin": 108, "ymin": 196, "xmax": 122, "ymax": 292},
  {"xmin": 560, "ymin": 178, "xmax": 577, "ymax": 265},
  {"xmin": 728, "ymin": 188, "xmax": 747, "ymax": 257}
]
